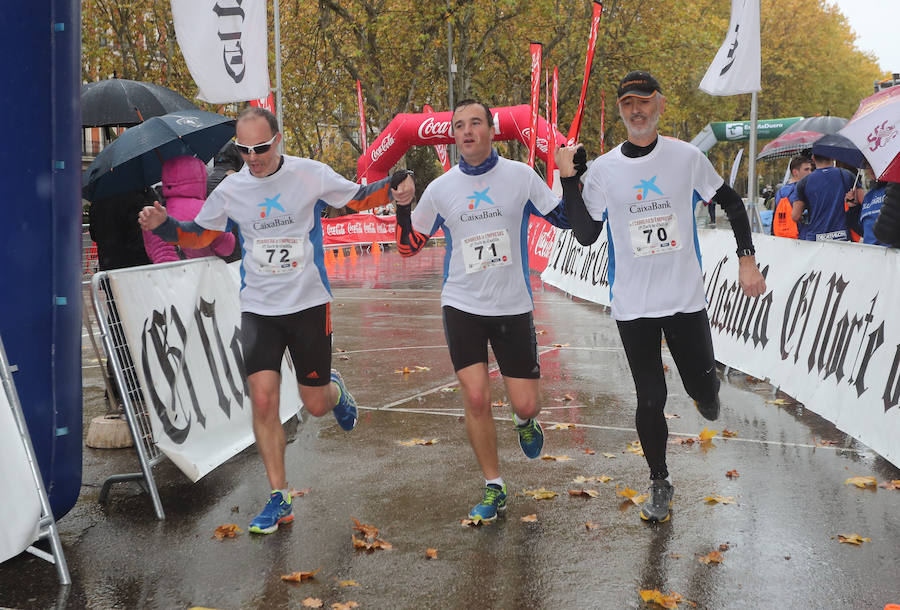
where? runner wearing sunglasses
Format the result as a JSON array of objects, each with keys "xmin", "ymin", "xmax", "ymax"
[{"xmin": 139, "ymin": 106, "xmax": 415, "ymax": 534}]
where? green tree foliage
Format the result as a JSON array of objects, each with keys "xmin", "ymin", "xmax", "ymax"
[{"xmin": 82, "ymin": 0, "xmax": 885, "ymax": 187}]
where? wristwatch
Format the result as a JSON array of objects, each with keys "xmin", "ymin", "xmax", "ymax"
[{"xmin": 736, "ymin": 248, "xmax": 755, "ymax": 258}]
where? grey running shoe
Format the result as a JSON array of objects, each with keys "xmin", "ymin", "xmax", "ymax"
[
  {"xmin": 694, "ymin": 394, "xmax": 720, "ymax": 421},
  {"xmin": 640, "ymin": 480, "xmax": 674, "ymax": 523}
]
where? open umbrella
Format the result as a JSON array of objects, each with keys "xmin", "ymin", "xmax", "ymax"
[
  {"xmin": 780, "ymin": 115, "xmax": 847, "ymax": 136},
  {"xmin": 811, "ymin": 133, "xmax": 865, "ymax": 168},
  {"xmin": 756, "ymin": 130, "xmax": 822, "ymax": 161},
  {"xmin": 839, "ymin": 86, "xmax": 900, "ymax": 183},
  {"xmin": 82, "ymin": 110, "xmax": 235, "ymax": 201},
  {"xmin": 82, "ymin": 79, "xmax": 198, "ymax": 127}
]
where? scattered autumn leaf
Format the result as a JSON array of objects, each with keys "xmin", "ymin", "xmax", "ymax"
[
  {"xmin": 290, "ymin": 488, "xmax": 312, "ymax": 498},
  {"xmin": 352, "ymin": 519, "xmax": 378, "ymax": 539},
  {"xmin": 725, "ymin": 470, "xmax": 739, "ymax": 479},
  {"xmin": 837, "ymin": 533, "xmax": 871, "ymax": 545},
  {"xmin": 331, "ymin": 603, "xmax": 359, "ymax": 610},
  {"xmin": 585, "ymin": 522, "xmax": 600, "ymax": 530},
  {"xmin": 460, "ymin": 517, "xmax": 491, "ymax": 527},
  {"xmin": 879, "ymin": 480, "xmax": 900, "ymax": 490},
  {"xmin": 698, "ymin": 550, "xmax": 724, "ymax": 564},
  {"xmin": 584, "ymin": 448, "xmax": 596, "ymax": 455},
  {"xmin": 352, "ymin": 535, "xmax": 393, "ymax": 551},
  {"xmin": 521, "ymin": 487, "xmax": 559, "ymax": 500},
  {"xmin": 440, "ymin": 386, "xmax": 458, "ymax": 393},
  {"xmin": 639, "ymin": 589, "xmax": 688, "ymax": 608},
  {"xmin": 540, "ymin": 454, "xmax": 573, "ymax": 462},
  {"xmin": 394, "ymin": 367, "xmax": 412, "ymax": 374},
  {"xmin": 551, "ymin": 343, "xmax": 570, "ymax": 347},
  {"xmin": 212, "ymin": 524, "xmax": 242, "ymax": 540},
  {"xmin": 336, "ymin": 348, "xmax": 346, "ymax": 353},
  {"xmin": 602, "ymin": 453, "xmax": 617, "ymax": 459},
  {"xmin": 670, "ymin": 437, "xmax": 696, "ymax": 445},
  {"xmin": 568, "ymin": 489, "xmax": 600, "ymax": 498},
  {"xmin": 663, "ymin": 364, "xmax": 670, "ymax": 372},
  {"xmin": 766, "ymin": 398, "xmax": 790, "ymax": 405},
  {"xmin": 572, "ymin": 475, "xmax": 611, "ymax": 484},
  {"xmin": 719, "ymin": 543, "xmax": 730, "ymax": 551},
  {"xmin": 301, "ymin": 598, "xmax": 323, "ymax": 608},
  {"xmin": 281, "ymin": 569, "xmax": 321, "ymax": 582},
  {"xmin": 626, "ymin": 441, "xmax": 644, "ymax": 456},
  {"xmin": 668, "ymin": 553, "xmax": 683, "ymax": 559},
  {"xmin": 549, "ymin": 422, "xmax": 576, "ymax": 430},
  {"xmin": 490, "ymin": 399, "xmax": 509, "ymax": 408},
  {"xmin": 814, "ymin": 438, "xmax": 838, "ymax": 447},
  {"xmin": 698, "ymin": 427, "xmax": 718, "ymax": 442},
  {"xmin": 425, "ymin": 548, "xmax": 438, "ymax": 559},
  {"xmin": 338, "ymin": 355, "xmax": 351, "ymax": 361},
  {"xmin": 721, "ymin": 429, "xmax": 738, "ymax": 438},
  {"xmin": 521, "ymin": 514, "xmax": 538, "ymax": 522},
  {"xmin": 703, "ymin": 495, "xmax": 736, "ymax": 505},
  {"xmin": 664, "ymin": 412, "xmax": 679, "ymax": 419},
  {"xmin": 844, "ymin": 476, "xmax": 877, "ymax": 489},
  {"xmin": 536, "ymin": 329, "xmax": 547, "ymax": 335},
  {"xmin": 414, "ymin": 365, "xmax": 431, "ymax": 371},
  {"xmin": 337, "ymin": 580, "xmax": 359, "ymax": 587},
  {"xmin": 616, "ymin": 487, "xmax": 648, "ymax": 505},
  {"xmin": 397, "ymin": 438, "xmax": 439, "ymax": 447}
]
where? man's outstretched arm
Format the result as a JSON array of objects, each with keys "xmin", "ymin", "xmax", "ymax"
[
  {"xmin": 710, "ymin": 183, "xmax": 767, "ymax": 297},
  {"xmin": 394, "ymin": 201, "xmax": 430, "ymax": 257},
  {"xmin": 555, "ymin": 145, "xmax": 603, "ymax": 245},
  {"xmin": 138, "ymin": 201, "xmax": 223, "ymax": 249}
]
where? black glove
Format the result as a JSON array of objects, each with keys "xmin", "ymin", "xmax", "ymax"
[
  {"xmin": 873, "ymin": 182, "xmax": 900, "ymax": 247},
  {"xmin": 573, "ymin": 145, "xmax": 588, "ymax": 178},
  {"xmin": 390, "ymin": 169, "xmax": 414, "ymax": 190}
]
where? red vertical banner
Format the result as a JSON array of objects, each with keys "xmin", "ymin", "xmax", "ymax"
[
  {"xmin": 546, "ymin": 66, "xmax": 560, "ymax": 188},
  {"xmin": 423, "ymin": 104, "xmax": 452, "ymax": 172},
  {"xmin": 527, "ymin": 42, "xmax": 542, "ymax": 168},
  {"xmin": 356, "ymin": 80, "xmax": 368, "ymax": 183},
  {"xmin": 250, "ymin": 93, "xmax": 275, "ymax": 115},
  {"xmin": 600, "ymin": 90, "xmax": 606, "ymax": 154},
  {"xmin": 566, "ymin": 0, "xmax": 603, "ymax": 146}
]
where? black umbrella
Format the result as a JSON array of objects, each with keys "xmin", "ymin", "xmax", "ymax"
[
  {"xmin": 811, "ymin": 134, "xmax": 865, "ymax": 168},
  {"xmin": 82, "ymin": 79, "xmax": 198, "ymax": 127},
  {"xmin": 780, "ymin": 116, "xmax": 847, "ymax": 136},
  {"xmin": 82, "ymin": 110, "xmax": 235, "ymax": 201}
]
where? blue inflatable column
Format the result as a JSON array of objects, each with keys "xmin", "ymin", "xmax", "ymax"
[{"xmin": 0, "ymin": 1, "xmax": 83, "ymax": 518}]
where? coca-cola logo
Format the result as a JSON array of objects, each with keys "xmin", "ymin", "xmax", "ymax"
[
  {"xmin": 418, "ymin": 116, "xmax": 451, "ymax": 141},
  {"xmin": 371, "ymin": 133, "xmax": 395, "ymax": 162}
]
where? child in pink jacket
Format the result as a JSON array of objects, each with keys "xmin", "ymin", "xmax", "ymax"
[{"xmin": 143, "ymin": 155, "xmax": 236, "ymax": 262}]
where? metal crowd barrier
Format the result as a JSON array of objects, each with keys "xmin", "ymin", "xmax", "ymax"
[
  {"xmin": 0, "ymin": 335, "xmax": 71, "ymax": 584},
  {"xmin": 90, "ymin": 272, "xmax": 166, "ymax": 520}
]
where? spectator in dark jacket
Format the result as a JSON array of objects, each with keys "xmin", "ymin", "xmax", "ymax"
[{"xmin": 88, "ymin": 188, "xmax": 155, "ymax": 270}]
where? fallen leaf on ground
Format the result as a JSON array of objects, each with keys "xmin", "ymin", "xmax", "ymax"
[
  {"xmin": 338, "ymin": 355, "xmax": 350, "ymax": 361},
  {"xmin": 616, "ymin": 487, "xmax": 648, "ymax": 505},
  {"xmin": 626, "ymin": 441, "xmax": 644, "ymax": 456},
  {"xmin": 352, "ymin": 519, "xmax": 379, "ymax": 539},
  {"xmin": 425, "ymin": 548, "xmax": 438, "ymax": 559},
  {"xmin": 281, "ymin": 568, "xmax": 321, "ymax": 582},
  {"xmin": 290, "ymin": 488, "xmax": 312, "ymax": 498},
  {"xmin": 663, "ymin": 364, "xmax": 670, "ymax": 372},
  {"xmin": 844, "ymin": 476, "xmax": 877, "ymax": 489},
  {"xmin": 536, "ymin": 329, "xmax": 547, "ymax": 335},
  {"xmin": 726, "ymin": 470, "xmax": 739, "ymax": 478},
  {"xmin": 719, "ymin": 543, "xmax": 730, "ymax": 551},
  {"xmin": 440, "ymin": 387, "xmax": 458, "ymax": 393},
  {"xmin": 585, "ymin": 522, "xmax": 600, "ymax": 530},
  {"xmin": 352, "ymin": 535, "xmax": 393, "ymax": 551},
  {"xmin": 698, "ymin": 550, "xmax": 724, "ymax": 564},
  {"xmin": 460, "ymin": 517, "xmax": 491, "ymax": 527},
  {"xmin": 551, "ymin": 343, "xmax": 570, "ymax": 347},
  {"xmin": 331, "ymin": 603, "xmax": 359, "ymax": 610},
  {"xmin": 698, "ymin": 427, "xmax": 718, "ymax": 442},
  {"xmin": 490, "ymin": 399, "xmax": 509, "ymax": 408},
  {"xmin": 879, "ymin": 480, "xmax": 900, "ymax": 490},
  {"xmin": 568, "ymin": 489, "xmax": 600, "ymax": 498},
  {"xmin": 572, "ymin": 475, "xmax": 611, "ymax": 484},
  {"xmin": 521, "ymin": 514, "xmax": 538, "ymax": 522},
  {"xmin": 639, "ymin": 589, "xmax": 689, "ymax": 608},
  {"xmin": 721, "ymin": 429, "xmax": 738, "ymax": 438},
  {"xmin": 668, "ymin": 553, "xmax": 683, "ymax": 559},
  {"xmin": 602, "ymin": 453, "xmax": 617, "ymax": 459},
  {"xmin": 814, "ymin": 438, "xmax": 838, "ymax": 447},
  {"xmin": 394, "ymin": 367, "xmax": 412, "ymax": 374},
  {"xmin": 337, "ymin": 580, "xmax": 359, "ymax": 587},
  {"xmin": 670, "ymin": 437, "xmax": 695, "ymax": 445},
  {"xmin": 522, "ymin": 487, "xmax": 559, "ymax": 500},
  {"xmin": 703, "ymin": 495, "xmax": 736, "ymax": 505},
  {"xmin": 336, "ymin": 348, "xmax": 346, "ymax": 352},
  {"xmin": 414, "ymin": 365, "xmax": 431, "ymax": 371},
  {"xmin": 766, "ymin": 398, "xmax": 789, "ymax": 405},
  {"xmin": 212, "ymin": 524, "xmax": 242, "ymax": 540},
  {"xmin": 584, "ymin": 448, "xmax": 596, "ymax": 455},
  {"xmin": 301, "ymin": 598, "xmax": 323, "ymax": 608},
  {"xmin": 397, "ymin": 438, "xmax": 439, "ymax": 447},
  {"xmin": 540, "ymin": 454, "xmax": 573, "ymax": 461},
  {"xmin": 837, "ymin": 533, "xmax": 871, "ymax": 545},
  {"xmin": 664, "ymin": 412, "xmax": 679, "ymax": 419},
  {"xmin": 549, "ymin": 422, "xmax": 576, "ymax": 430}
]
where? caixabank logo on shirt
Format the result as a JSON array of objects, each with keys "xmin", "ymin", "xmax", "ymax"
[
  {"xmin": 460, "ymin": 186, "xmax": 502, "ymax": 221},
  {"xmin": 253, "ymin": 193, "xmax": 296, "ymax": 230},
  {"xmin": 628, "ymin": 176, "xmax": 672, "ymax": 214}
]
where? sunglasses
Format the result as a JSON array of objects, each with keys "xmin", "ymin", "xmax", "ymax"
[{"xmin": 234, "ymin": 133, "xmax": 278, "ymax": 156}]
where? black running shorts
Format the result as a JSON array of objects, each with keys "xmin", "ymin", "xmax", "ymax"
[
  {"xmin": 240, "ymin": 304, "xmax": 332, "ymax": 386},
  {"xmin": 442, "ymin": 306, "xmax": 540, "ymax": 379}
]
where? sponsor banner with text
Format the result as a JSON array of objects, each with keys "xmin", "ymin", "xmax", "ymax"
[
  {"xmin": 541, "ymin": 228, "xmax": 900, "ymax": 467},
  {"xmin": 109, "ymin": 259, "xmax": 301, "ymax": 481},
  {"xmin": 526, "ymin": 216, "xmax": 559, "ymax": 272},
  {"xmin": 323, "ymin": 215, "xmax": 443, "ymax": 246}
]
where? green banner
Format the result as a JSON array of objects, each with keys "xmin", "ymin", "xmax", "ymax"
[{"xmin": 710, "ymin": 117, "xmax": 803, "ymax": 142}]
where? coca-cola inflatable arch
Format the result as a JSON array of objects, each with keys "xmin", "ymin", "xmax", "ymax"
[{"xmin": 356, "ymin": 104, "xmax": 567, "ymax": 182}]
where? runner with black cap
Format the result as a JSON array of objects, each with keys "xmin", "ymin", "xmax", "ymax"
[{"xmin": 555, "ymin": 70, "xmax": 767, "ymax": 523}]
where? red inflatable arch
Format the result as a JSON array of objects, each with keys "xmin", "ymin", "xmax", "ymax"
[{"xmin": 356, "ymin": 104, "xmax": 567, "ymax": 182}]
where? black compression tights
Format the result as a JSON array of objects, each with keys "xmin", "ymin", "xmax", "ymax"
[{"xmin": 616, "ymin": 310, "xmax": 720, "ymax": 480}]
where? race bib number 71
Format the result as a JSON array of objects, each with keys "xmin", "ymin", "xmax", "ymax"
[
  {"xmin": 462, "ymin": 229, "xmax": 512, "ymax": 274},
  {"xmin": 629, "ymin": 214, "xmax": 682, "ymax": 257}
]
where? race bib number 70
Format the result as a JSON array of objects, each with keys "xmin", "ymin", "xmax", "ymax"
[{"xmin": 629, "ymin": 214, "xmax": 682, "ymax": 257}]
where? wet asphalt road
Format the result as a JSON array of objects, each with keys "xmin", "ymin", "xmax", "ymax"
[{"xmin": 2, "ymin": 246, "xmax": 899, "ymax": 610}]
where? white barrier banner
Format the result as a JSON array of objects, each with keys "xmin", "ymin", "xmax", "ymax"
[
  {"xmin": 542, "ymin": 228, "xmax": 900, "ymax": 468},
  {"xmin": 110, "ymin": 259, "xmax": 301, "ymax": 481},
  {"xmin": 0, "ymin": 381, "xmax": 41, "ymax": 563}
]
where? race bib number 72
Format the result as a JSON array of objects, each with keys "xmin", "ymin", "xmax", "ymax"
[
  {"xmin": 629, "ymin": 214, "xmax": 682, "ymax": 257},
  {"xmin": 252, "ymin": 236, "xmax": 307, "ymax": 274}
]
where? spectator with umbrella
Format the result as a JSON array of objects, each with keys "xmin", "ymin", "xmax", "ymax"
[
  {"xmin": 791, "ymin": 146, "xmax": 863, "ymax": 241},
  {"xmin": 846, "ymin": 163, "xmax": 889, "ymax": 246}
]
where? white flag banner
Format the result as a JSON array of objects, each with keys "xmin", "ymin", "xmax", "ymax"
[
  {"xmin": 171, "ymin": 0, "xmax": 269, "ymax": 104},
  {"xmin": 699, "ymin": 0, "xmax": 761, "ymax": 96}
]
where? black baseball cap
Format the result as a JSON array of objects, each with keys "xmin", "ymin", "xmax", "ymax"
[{"xmin": 617, "ymin": 71, "xmax": 662, "ymax": 102}]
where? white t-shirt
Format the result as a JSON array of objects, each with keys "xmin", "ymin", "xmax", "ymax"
[
  {"xmin": 581, "ymin": 137, "xmax": 723, "ymax": 320},
  {"xmin": 412, "ymin": 156, "xmax": 559, "ymax": 316},
  {"xmin": 196, "ymin": 156, "xmax": 361, "ymax": 315}
]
